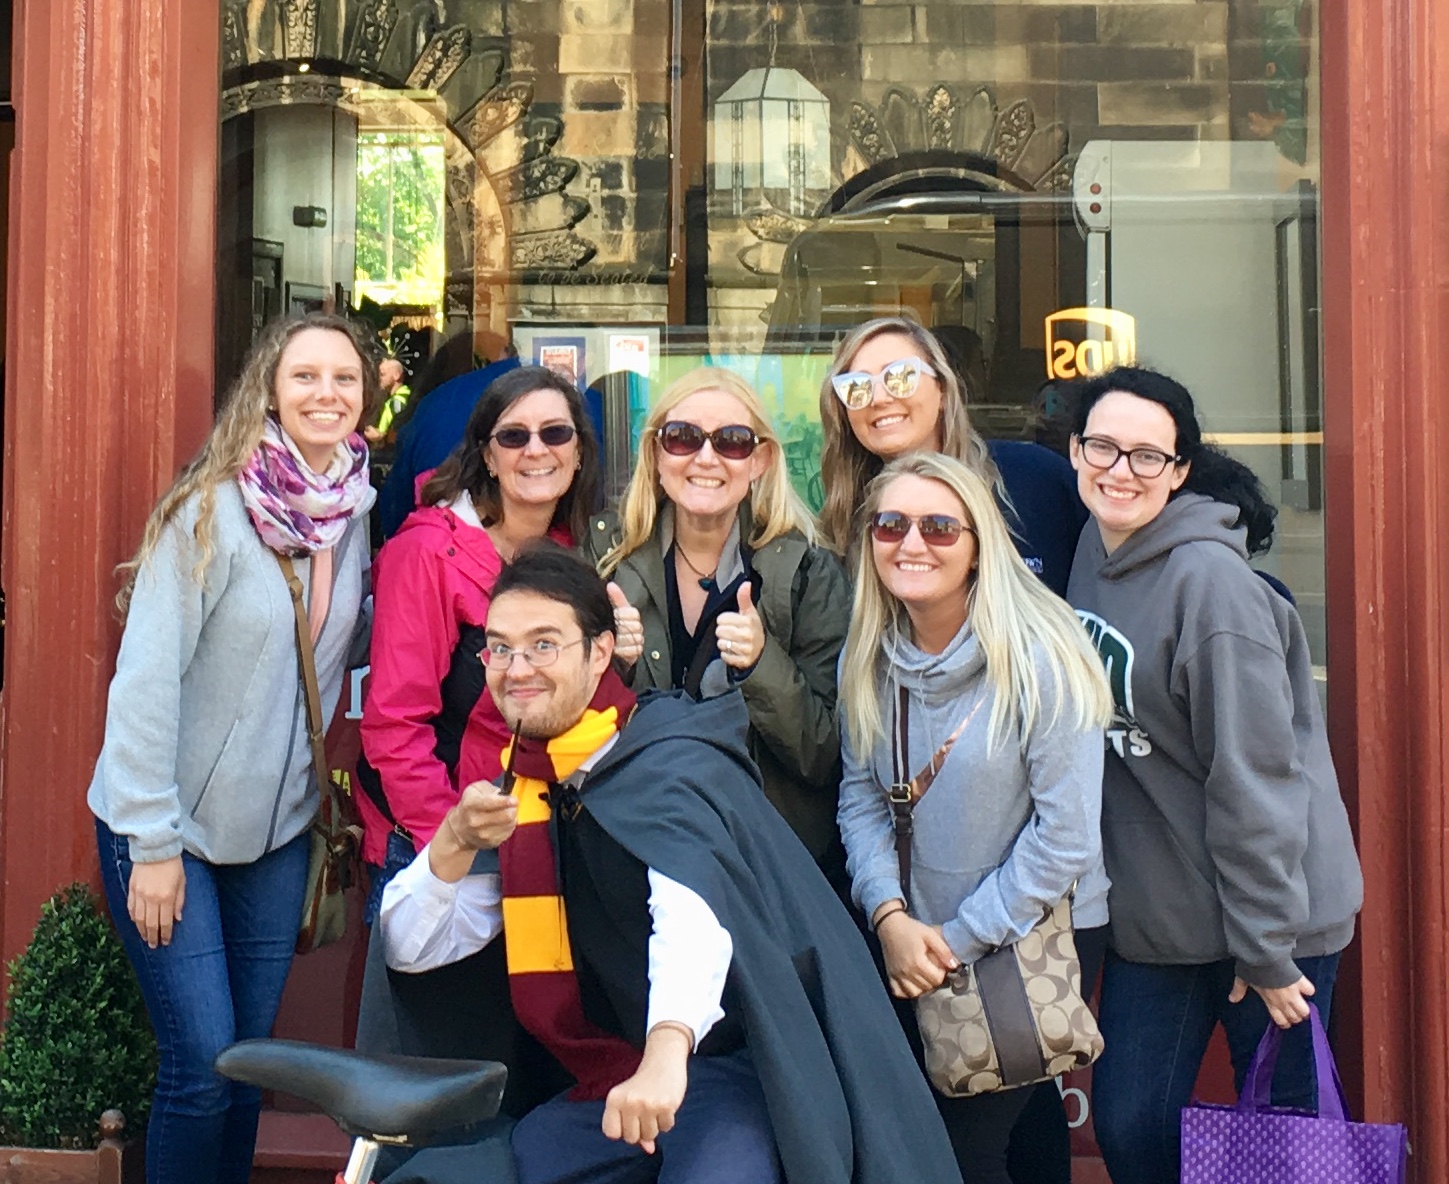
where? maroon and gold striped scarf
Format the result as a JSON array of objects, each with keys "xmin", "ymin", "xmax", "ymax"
[{"xmin": 497, "ymin": 670, "xmax": 641, "ymax": 1098}]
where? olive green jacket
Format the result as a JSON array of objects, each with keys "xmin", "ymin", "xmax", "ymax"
[{"xmin": 583, "ymin": 507, "xmax": 850, "ymax": 867}]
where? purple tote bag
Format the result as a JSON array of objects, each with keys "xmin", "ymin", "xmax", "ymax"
[{"xmin": 1180, "ymin": 1006, "xmax": 1408, "ymax": 1184}]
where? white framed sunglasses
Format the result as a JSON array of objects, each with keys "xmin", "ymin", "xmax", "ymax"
[{"xmin": 830, "ymin": 356, "xmax": 937, "ymax": 410}]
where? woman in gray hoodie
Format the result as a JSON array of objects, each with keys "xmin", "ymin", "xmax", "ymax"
[
  {"xmin": 87, "ymin": 313, "xmax": 380, "ymax": 1184},
  {"xmin": 837, "ymin": 452, "xmax": 1113, "ymax": 1184},
  {"xmin": 1065, "ymin": 366, "xmax": 1363, "ymax": 1184}
]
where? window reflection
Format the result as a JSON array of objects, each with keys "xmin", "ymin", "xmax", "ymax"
[{"xmin": 215, "ymin": 0, "xmax": 1327, "ymax": 664}]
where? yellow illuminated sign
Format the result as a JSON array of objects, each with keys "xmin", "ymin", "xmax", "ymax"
[{"xmin": 1044, "ymin": 308, "xmax": 1137, "ymax": 380}]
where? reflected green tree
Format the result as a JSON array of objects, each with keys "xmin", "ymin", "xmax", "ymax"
[{"xmin": 356, "ymin": 131, "xmax": 446, "ymax": 309}]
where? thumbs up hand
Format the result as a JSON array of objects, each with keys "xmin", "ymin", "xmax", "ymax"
[
  {"xmin": 715, "ymin": 582, "xmax": 765, "ymax": 671},
  {"xmin": 607, "ymin": 581, "xmax": 644, "ymax": 666}
]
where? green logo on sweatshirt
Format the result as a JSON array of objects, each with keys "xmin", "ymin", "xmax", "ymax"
[{"xmin": 1077, "ymin": 611, "xmax": 1154, "ymax": 758}]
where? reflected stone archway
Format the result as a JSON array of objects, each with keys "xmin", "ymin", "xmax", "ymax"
[{"xmin": 219, "ymin": 0, "xmax": 597, "ymax": 348}]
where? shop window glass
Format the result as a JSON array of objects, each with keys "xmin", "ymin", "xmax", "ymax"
[{"xmin": 214, "ymin": 0, "xmax": 1327, "ymax": 666}]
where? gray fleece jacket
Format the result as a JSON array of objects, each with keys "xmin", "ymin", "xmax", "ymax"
[
  {"xmin": 1066, "ymin": 494, "xmax": 1362, "ymax": 988},
  {"xmin": 87, "ymin": 481, "xmax": 372, "ymax": 865},
  {"xmin": 837, "ymin": 623, "xmax": 1109, "ymax": 966}
]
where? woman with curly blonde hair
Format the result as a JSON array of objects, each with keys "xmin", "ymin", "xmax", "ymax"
[
  {"xmin": 89, "ymin": 312, "xmax": 381, "ymax": 1184},
  {"xmin": 583, "ymin": 367, "xmax": 851, "ymax": 872}
]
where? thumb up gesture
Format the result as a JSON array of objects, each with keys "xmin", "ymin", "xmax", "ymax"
[
  {"xmin": 715, "ymin": 582, "xmax": 765, "ymax": 670},
  {"xmin": 608, "ymin": 582, "xmax": 644, "ymax": 667}
]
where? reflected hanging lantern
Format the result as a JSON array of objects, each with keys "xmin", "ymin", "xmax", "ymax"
[{"xmin": 713, "ymin": 66, "xmax": 831, "ymax": 217}]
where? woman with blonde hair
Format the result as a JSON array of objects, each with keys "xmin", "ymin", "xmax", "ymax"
[
  {"xmin": 584, "ymin": 367, "xmax": 851, "ymax": 872},
  {"xmin": 836, "ymin": 451, "xmax": 1112, "ymax": 1184},
  {"xmin": 88, "ymin": 313, "xmax": 380, "ymax": 1184},
  {"xmin": 818, "ymin": 315, "xmax": 1086, "ymax": 597}
]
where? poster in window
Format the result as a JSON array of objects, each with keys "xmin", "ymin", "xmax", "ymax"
[{"xmin": 533, "ymin": 337, "xmax": 587, "ymax": 388}]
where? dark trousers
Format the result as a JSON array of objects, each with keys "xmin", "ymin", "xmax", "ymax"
[
  {"xmin": 510, "ymin": 1051, "xmax": 782, "ymax": 1184},
  {"xmin": 1091, "ymin": 950, "xmax": 1341, "ymax": 1184},
  {"xmin": 927, "ymin": 925, "xmax": 1108, "ymax": 1184},
  {"xmin": 1000, "ymin": 924, "xmax": 1109, "ymax": 1184},
  {"xmin": 95, "ymin": 818, "xmax": 308, "ymax": 1184}
]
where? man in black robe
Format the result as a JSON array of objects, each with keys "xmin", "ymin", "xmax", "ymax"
[{"xmin": 379, "ymin": 543, "xmax": 961, "ymax": 1184}]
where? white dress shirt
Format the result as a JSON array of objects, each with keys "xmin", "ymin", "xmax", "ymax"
[{"xmin": 379, "ymin": 736, "xmax": 733, "ymax": 1049}]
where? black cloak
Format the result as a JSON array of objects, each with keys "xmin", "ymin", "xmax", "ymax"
[{"xmin": 577, "ymin": 689, "xmax": 962, "ymax": 1184}]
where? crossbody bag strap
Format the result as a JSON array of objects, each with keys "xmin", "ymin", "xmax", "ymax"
[
  {"xmin": 277, "ymin": 555, "xmax": 331, "ymax": 805},
  {"xmin": 889, "ymin": 685, "xmax": 915, "ymax": 909},
  {"xmin": 888, "ymin": 687, "xmax": 988, "ymax": 913}
]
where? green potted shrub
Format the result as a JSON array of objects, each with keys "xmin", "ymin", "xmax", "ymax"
[{"xmin": 0, "ymin": 883, "xmax": 155, "ymax": 1182}]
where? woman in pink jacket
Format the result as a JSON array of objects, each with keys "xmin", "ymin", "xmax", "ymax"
[{"xmin": 354, "ymin": 365, "xmax": 600, "ymax": 1072}]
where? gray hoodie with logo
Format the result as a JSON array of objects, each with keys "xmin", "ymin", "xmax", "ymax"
[
  {"xmin": 837, "ymin": 623, "xmax": 1109, "ymax": 966},
  {"xmin": 1066, "ymin": 493, "xmax": 1362, "ymax": 988}
]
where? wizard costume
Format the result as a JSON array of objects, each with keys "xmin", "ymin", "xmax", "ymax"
[{"xmin": 380, "ymin": 676, "xmax": 962, "ymax": 1184}]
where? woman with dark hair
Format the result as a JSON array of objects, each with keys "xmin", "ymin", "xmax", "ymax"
[
  {"xmin": 88, "ymin": 313, "xmax": 381, "ymax": 1183},
  {"xmin": 358, "ymin": 365, "xmax": 601, "ymax": 914},
  {"xmin": 1065, "ymin": 366, "xmax": 1363, "ymax": 1184}
]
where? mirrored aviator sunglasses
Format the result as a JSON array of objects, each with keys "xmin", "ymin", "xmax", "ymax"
[
  {"xmin": 656, "ymin": 420, "xmax": 760, "ymax": 460},
  {"xmin": 869, "ymin": 510, "xmax": 968, "ymax": 546},
  {"xmin": 491, "ymin": 423, "xmax": 578, "ymax": 449},
  {"xmin": 830, "ymin": 357, "xmax": 931, "ymax": 410}
]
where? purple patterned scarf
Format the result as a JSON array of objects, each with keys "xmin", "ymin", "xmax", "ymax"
[{"xmin": 237, "ymin": 418, "xmax": 373, "ymax": 555}]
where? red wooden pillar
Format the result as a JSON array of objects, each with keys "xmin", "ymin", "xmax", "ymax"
[
  {"xmin": 1320, "ymin": 2, "xmax": 1449, "ymax": 1180},
  {"xmin": 0, "ymin": 0, "xmax": 217, "ymax": 970}
]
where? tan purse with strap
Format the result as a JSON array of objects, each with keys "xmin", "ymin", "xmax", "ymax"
[
  {"xmin": 278, "ymin": 555, "xmax": 361, "ymax": 955},
  {"xmin": 888, "ymin": 686, "xmax": 1103, "ymax": 1097}
]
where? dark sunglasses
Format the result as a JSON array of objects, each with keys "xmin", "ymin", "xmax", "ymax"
[
  {"xmin": 869, "ymin": 511, "xmax": 973, "ymax": 547},
  {"xmin": 655, "ymin": 420, "xmax": 760, "ymax": 461},
  {"xmin": 490, "ymin": 423, "xmax": 577, "ymax": 450}
]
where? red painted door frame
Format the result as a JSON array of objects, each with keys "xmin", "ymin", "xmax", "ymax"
[
  {"xmin": 0, "ymin": 0, "xmax": 216, "ymax": 975},
  {"xmin": 1, "ymin": 2, "xmax": 1444, "ymax": 1179},
  {"xmin": 1319, "ymin": 2, "xmax": 1449, "ymax": 1178}
]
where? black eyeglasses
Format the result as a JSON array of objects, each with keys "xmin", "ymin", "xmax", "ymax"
[
  {"xmin": 478, "ymin": 637, "xmax": 586, "ymax": 670},
  {"xmin": 655, "ymin": 420, "xmax": 760, "ymax": 461},
  {"xmin": 1076, "ymin": 435, "xmax": 1181, "ymax": 479},
  {"xmin": 490, "ymin": 423, "xmax": 577, "ymax": 450},
  {"xmin": 868, "ymin": 511, "xmax": 973, "ymax": 547}
]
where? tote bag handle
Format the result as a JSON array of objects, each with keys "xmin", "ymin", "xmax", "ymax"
[{"xmin": 1236, "ymin": 1003, "xmax": 1350, "ymax": 1122}]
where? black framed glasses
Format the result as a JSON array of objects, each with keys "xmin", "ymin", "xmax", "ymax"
[
  {"xmin": 490, "ymin": 423, "xmax": 577, "ymax": 450},
  {"xmin": 479, "ymin": 637, "xmax": 586, "ymax": 670},
  {"xmin": 868, "ymin": 511, "xmax": 973, "ymax": 547},
  {"xmin": 831, "ymin": 356, "xmax": 937, "ymax": 410},
  {"xmin": 655, "ymin": 420, "xmax": 760, "ymax": 460},
  {"xmin": 1076, "ymin": 435, "xmax": 1182, "ymax": 479}
]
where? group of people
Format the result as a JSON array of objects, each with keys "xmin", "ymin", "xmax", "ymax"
[{"xmin": 86, "ymin": 309, "xmax": 1363, "ymax": 1184}]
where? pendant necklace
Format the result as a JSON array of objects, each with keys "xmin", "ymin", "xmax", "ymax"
[{"xmin": 675, "ymin": 544, "xmax": 719, "ymax": 590}]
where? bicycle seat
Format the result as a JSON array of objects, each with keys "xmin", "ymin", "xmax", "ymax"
[{"xmin": 215, "ymin": 1039, "xmax": 507, "ymax": 1144}]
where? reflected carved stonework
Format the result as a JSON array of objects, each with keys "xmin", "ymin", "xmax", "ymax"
[
  {"xmin": 406, "ymin": 25, "xmax": 472, "ymax": 91},
  {"xmin": 844, "ymin": 84, "xmax": 1070, "ymax": 189},
  {"xmin": 221, "ymin": 1, "xmax": 598, "ymax": 281},
  {"xmin": 510, "ymin": 232, "xmax": 596, "ymax": 272},
  {"xmin": 348, "ymin": 0, "xmax": 399, "ymax": 73},
  {"xmin": 278, "ymin": 0, "xmax": 320, "ymax": 60},
  {"xmin": 222, "ymin": 1, "xmax": 249, "ymax": 69},
  {"xmin": 739, "ymin": 83, "xmax": 1074, "ymax": 278}
]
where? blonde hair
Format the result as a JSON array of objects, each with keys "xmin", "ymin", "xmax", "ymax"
[
  {"xmin": 817, "ymin": 314, "xmax": 998, "ymax": 555},
  {"xmin": 839, "ymin": 452, "xmax": 1112, "ymax": 756},
  {"xmin": 598, "ymin": 367, "xmax": 816, "ymax": 576},
  {"xmin": 115, "ymin": 313, "xmax": 383, "ymax": 615}
]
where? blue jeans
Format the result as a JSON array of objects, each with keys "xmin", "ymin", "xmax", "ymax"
[
  {"xmin": 96, "ymin": 818, "xmax": 309, "ymax": 1184},
  {"xmin": 511, "ymin": 1051, "xmax": 782, "ymax": 1184},
  {"xmin": 1092, "ymin": 950, "xmax": 1341, "ymax": 1184}
]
